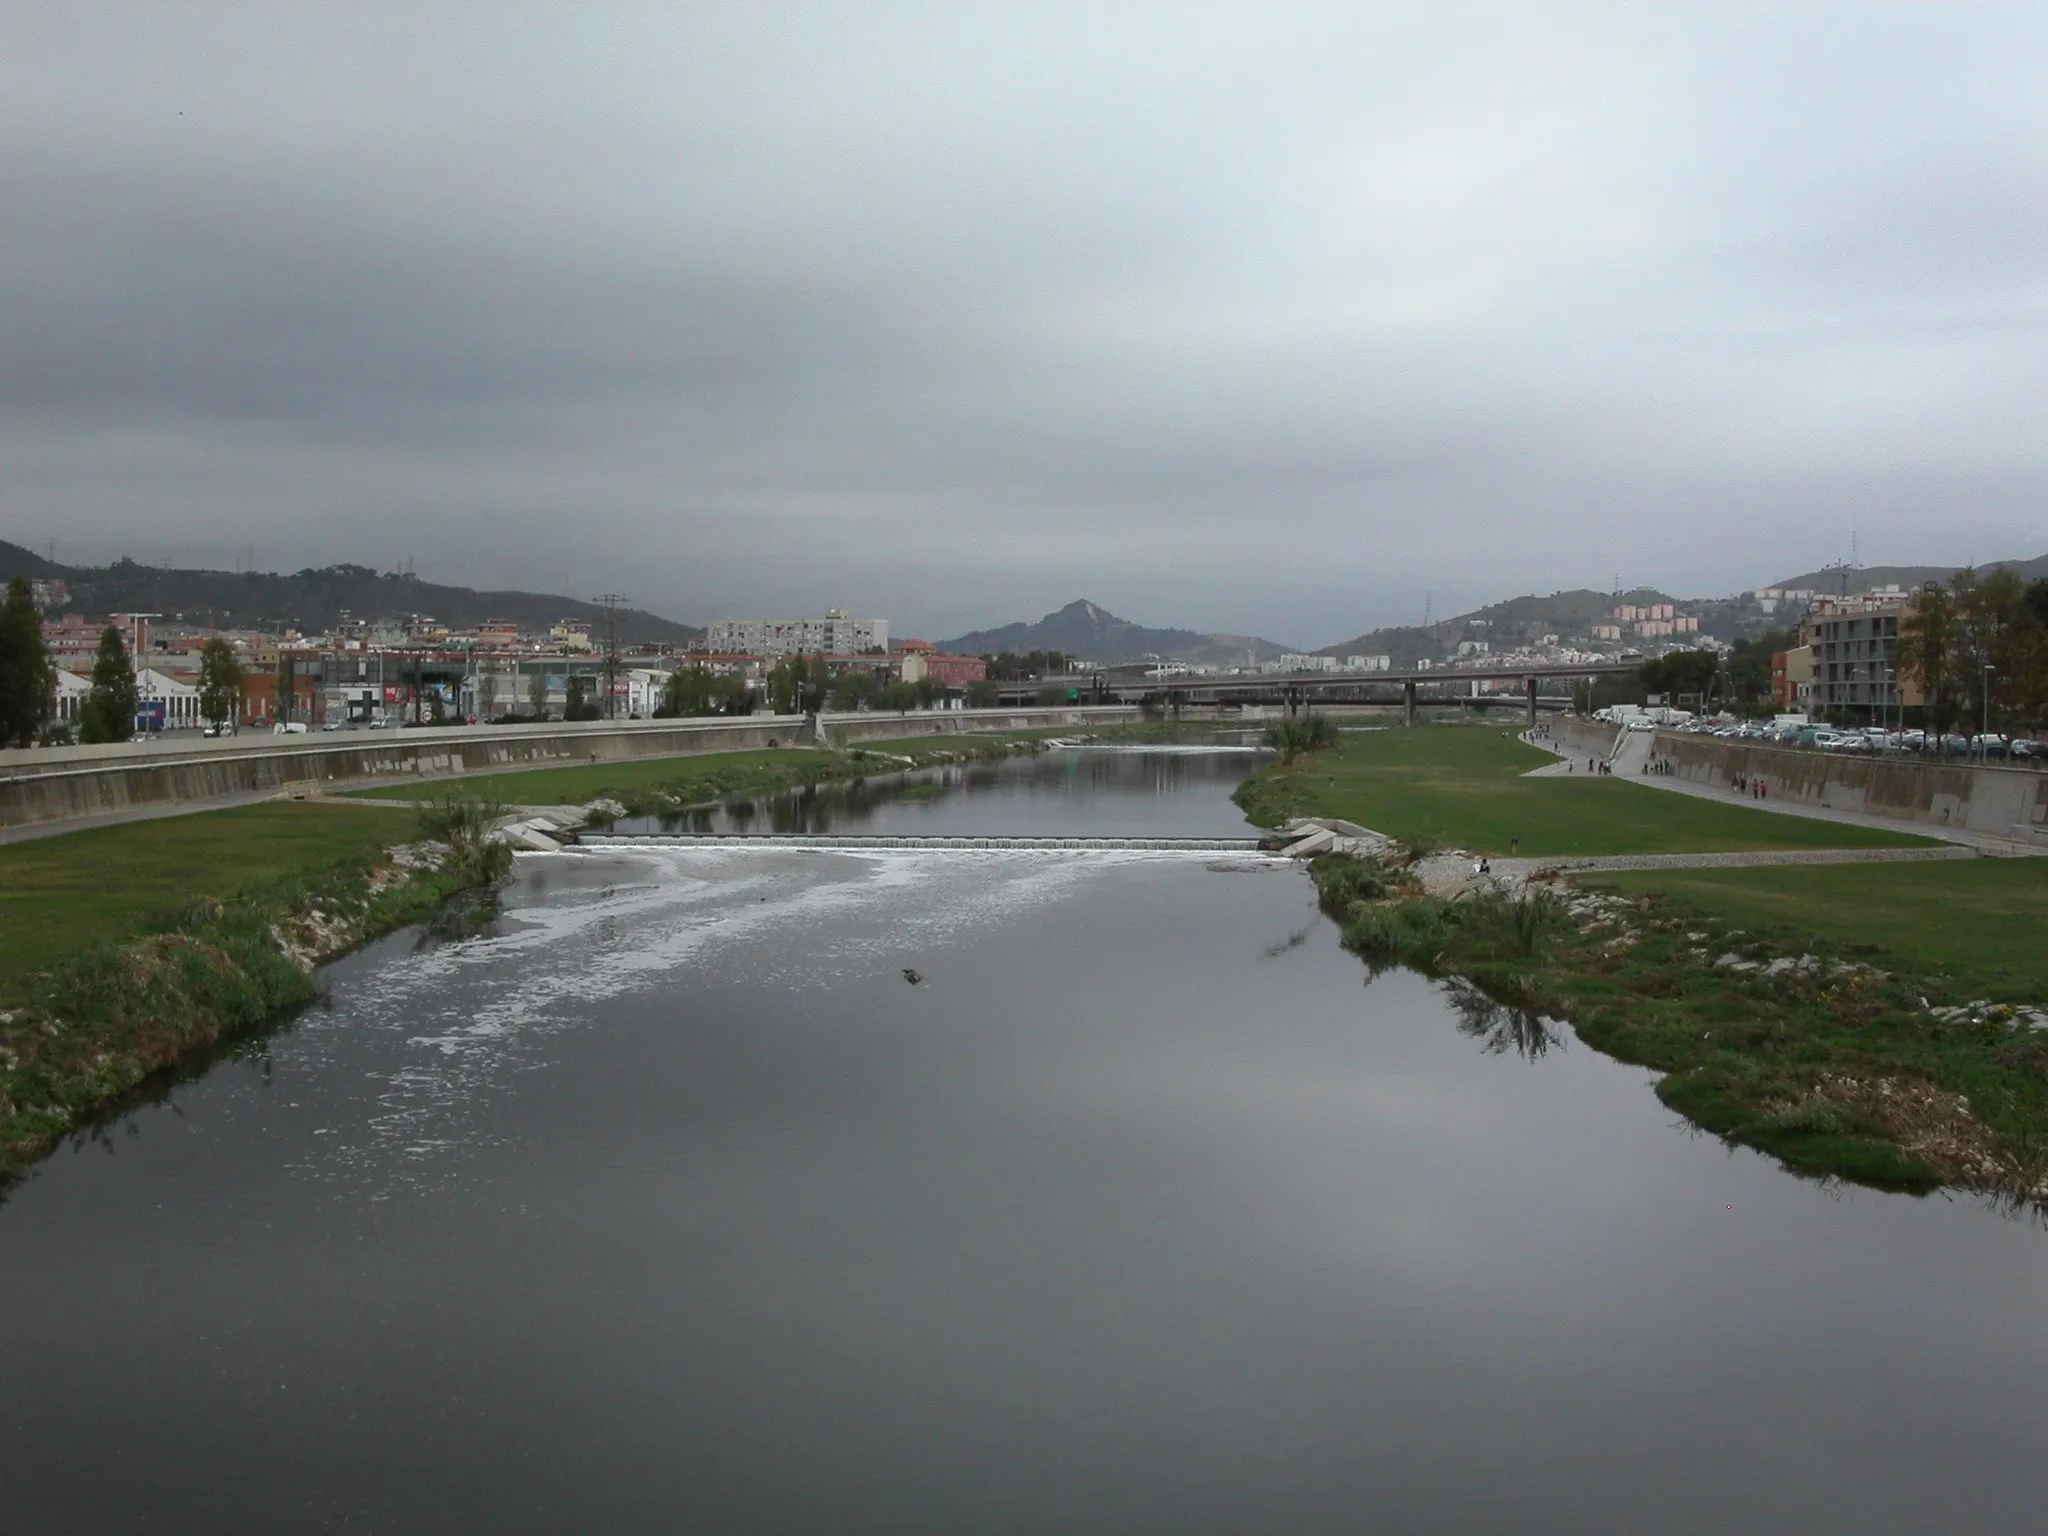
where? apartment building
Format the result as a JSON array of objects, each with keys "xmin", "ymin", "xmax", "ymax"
[
  {"xmin": 1799, "ymin": 596, "xmax": 1917, "ymax": 719},
  {"xmin": 703, "ymin": 610, "xmax": 888, "ymax": 658}
]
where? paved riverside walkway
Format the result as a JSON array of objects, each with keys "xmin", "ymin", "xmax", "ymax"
[{"xmin": 1516, "ymin": 729, "xmax": 2044, "ymax": 858}]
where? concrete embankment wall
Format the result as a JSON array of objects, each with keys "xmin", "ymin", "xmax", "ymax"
[
  {"xmin": 0, "ymin": 707, "xmax": 1142, "ymax": 829},
  {"xmin": 1545, "ymin": 716, "xmax": 1620, "ymax": 765},
  {"xmin": 1650, "ymin": 733, "xmax": 2048, "ymax": 843},
  {"xmin": 1540, "ymin": 715, "xmax": 2048, "ymax": 845}
]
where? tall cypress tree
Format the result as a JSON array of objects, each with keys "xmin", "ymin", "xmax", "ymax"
[
  {"xmin": 0, "ymin": 576, "xmax": 56, "ymax": 747},
  {"xmin": 197, "ymin": 637, "xmax": 244, "ymax": 732},
  {"xmin": 81, "ymin": 625, "xmax": 139, "ymax": 744}
]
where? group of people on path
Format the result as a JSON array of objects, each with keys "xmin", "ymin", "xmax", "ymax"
[
  {"xmin": 1643, "ymin": 756, "xmax": 1772, "ymax": 799},
  {"xmin": 1569, "ymin": 756, "xmax": 1613, "ymax": 775}
]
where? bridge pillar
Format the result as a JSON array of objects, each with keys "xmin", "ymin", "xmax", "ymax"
[
  {"xmin": 1525, "ymin": 675, "xmax": 1538, "ymax": 729},
  {"xmin": 1403, "ymin": 679, "xmax": 1416, "ymax": 728}
]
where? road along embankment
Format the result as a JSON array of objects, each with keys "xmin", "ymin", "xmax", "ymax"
[
  {"xmin": 0, "ymin": 706, "xmax": 1142, "ymax": 830},
  {"xmin": 1544, "ymin": 715, "xmax": 2048, "ymax": 846}
]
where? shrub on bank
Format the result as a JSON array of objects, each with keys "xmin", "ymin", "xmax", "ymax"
[
  {"xmin": 1261, "ymin": 712, "xmax": 1339, "ymax": 764},
  {"xmin": 1304, "ymin": 851, "xmax": 2048, "ymax": 1205}
]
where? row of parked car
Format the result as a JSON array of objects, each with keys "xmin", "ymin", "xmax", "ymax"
[{"xmin": 1658, "ymin": 716, "xmax": 2043, "ymax": 760}]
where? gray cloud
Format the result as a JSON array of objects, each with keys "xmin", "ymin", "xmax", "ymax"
[{"xmin": 4, "ymin": 1, "xmax": 2046, "ymax": 643}]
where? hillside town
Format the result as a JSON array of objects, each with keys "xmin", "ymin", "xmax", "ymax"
[
  {"xmin": 19, "ymin": 586, "xmax": 999, "ymax": 732},
  {"xmin": 9, "ymin": 558, "xmax": 2046, "ymax": 741}
]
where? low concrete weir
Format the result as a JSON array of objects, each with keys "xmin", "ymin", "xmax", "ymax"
[{"xmin": 577, "ymin": 834, "xmax": 1268, "ymax": 853}]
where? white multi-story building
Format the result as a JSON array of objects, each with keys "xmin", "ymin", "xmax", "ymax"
[
  {"xmin": 704, "ymin": 609, "xmax": 888, "ymax": 657},
  {"xmin": 1343, "ymin": 655, "xmax": 1394, "ymax": 672},
  {"xmin": 1278, "ymin": 653, "xmax": 1339, "ymax": 672}
]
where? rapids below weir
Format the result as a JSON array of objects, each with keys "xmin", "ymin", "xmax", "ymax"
[{"xmin": 3, "ymin": 748, "xmax": 2046, "ymax": 1534}]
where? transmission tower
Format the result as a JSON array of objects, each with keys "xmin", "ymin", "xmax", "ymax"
[{"xmin": 592, "ymin": 593, "xmax": 630, "ymax": 719}]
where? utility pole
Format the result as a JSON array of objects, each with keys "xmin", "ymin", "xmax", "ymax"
[{"xmin": 592, "ymin": 593, "xmax": 629, "ymax": 719}]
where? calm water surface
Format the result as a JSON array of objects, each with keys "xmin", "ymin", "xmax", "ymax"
[{"xmin": 4, "ymin": 750, "xmax": 2046, "ymax": 1534}]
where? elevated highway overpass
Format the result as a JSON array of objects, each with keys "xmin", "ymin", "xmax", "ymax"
[{"xmin": 1002, "ymin": 660, "xmax": 1642, "ymax": 725}]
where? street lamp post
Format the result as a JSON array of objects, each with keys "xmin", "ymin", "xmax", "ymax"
[{"xmin": 1982, "ymin": 662, "xmax": 1995, "ymax": 761}]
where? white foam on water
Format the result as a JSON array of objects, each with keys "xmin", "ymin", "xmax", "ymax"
[{"xmin": 285, "ymin": 845, "xmax": 1211, "ymax": 1196}]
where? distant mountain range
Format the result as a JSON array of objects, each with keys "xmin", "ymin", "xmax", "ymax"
[
  {"xmin": 10, "ymin": 536, "xmax": 2044, "ymax": 664},
  {"xmin": 939, "ymin": 599, "xmax": 1291, "ymax": 667},
  {"xmin": 0, "ymin": 539, "xmax": 700, "ymax": 646},
  {"xmin": 1767, "ymin": 555, "xmax": 2048, "ymax": 594},
  {"xmin": 1320, "ymin": 587, "xmax": 1683, "ymax": 665},
  {"xmin": 1323, "ymin": 554, "xmax": 2048, "ymax": 661}
]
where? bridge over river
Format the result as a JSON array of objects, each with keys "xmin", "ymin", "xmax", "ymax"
[{"xmin": 1001, "ymin": 660, "xmax": 1643, "ymax": 724}]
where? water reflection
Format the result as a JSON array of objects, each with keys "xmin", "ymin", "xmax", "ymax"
[
  {"xmin": 620, "ymin": 746, "xmax": 1268, "ymax": 840},
  {"xmin": 1442, "ymin": 977, "xmax": 1566, "ymax": 1061}
]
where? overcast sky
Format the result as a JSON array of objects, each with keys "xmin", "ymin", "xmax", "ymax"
[{"xmin": 5, "ymin": 3, "xmax": 2046, "ymax": 646}]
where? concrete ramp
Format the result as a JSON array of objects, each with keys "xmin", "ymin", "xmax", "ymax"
[{"xmin": 1606, "ymin": 728, "xmax": 1655, "ymax": 777}]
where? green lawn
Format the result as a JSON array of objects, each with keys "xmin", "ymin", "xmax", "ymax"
[
  {"xmin": 346, "ymin": 748, "xmax": 824, "ymax": 805},
  {"xmin": 1236, "ymin": 725, "xmax": 1934, "ymax": 856},
  {"xmin": 346, "ymin": 733, "xmax": 1058, "ymax": 807},
  {"xmin": 1588, "ymin": 860, "xmax": 2048, "ymax": 999},
  {"xmin": 0, "ymin": 803, "xmax": 412, "ymax": 1004}
]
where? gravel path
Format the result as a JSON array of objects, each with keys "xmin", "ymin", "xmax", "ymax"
[{"xmin": 1412, "ymin": 844, "xmax": 1973, "ymax": 898}]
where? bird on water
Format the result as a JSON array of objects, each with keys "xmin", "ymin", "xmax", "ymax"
[{"xmin": 902, "ymin": 968, "xmax": 923, "ymax": 985}]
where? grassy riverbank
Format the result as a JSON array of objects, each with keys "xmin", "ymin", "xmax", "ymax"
[
  {"xmin": 0, "ymin": 806, "xmax": 508, "ymax": 1181},
  {"xmin": 1587, "ymin": 860, "xmax": 2048, "ymax": 1000},
  {"xmin": 1235, "ymin": 724, "xmax": 1931, "ymax": 855},
  {"xmin": 0, "ymin": 803, "xmax": 420, "ymax": 1005},
  {"xmin": 1238, "ymin": 727, "xmax": 2048, "ymax": 1201},
  {"xmin": 345, "ymin": 734, "xmax": 1054, "ymax": 816},
  {"xmin": 1310, "ymin": 854, "xmax": 2048, "ymax": 1201},
  {"xmin": 1, "ymin": 733, "xmax": 1069, "ymax": 1181}
]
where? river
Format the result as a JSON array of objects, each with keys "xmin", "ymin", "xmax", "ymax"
[{"xmin": 3, "ymin": 748, "xmax": 2046, "ymax": 1533}]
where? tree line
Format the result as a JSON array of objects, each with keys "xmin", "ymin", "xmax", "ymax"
[
  {"xmin": 981, "ymin": 650, "xmax": 1074, "ymax": 680},
  {"xmin": 651, "ymin": 656, "xmax": 965, "ymax": 719},
  {"xmin": 0, "ymin": 578, "xmax": 245, "ymax": 746},
  {"xmin": 1897, "ymin": 569, "xmax": 2048, "ymax": 738}
]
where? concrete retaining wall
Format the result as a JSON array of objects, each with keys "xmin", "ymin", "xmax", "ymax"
[
  {"xmin": 0, "ymin": 707, "xmax": 1141, "ymax": 829},
  {"xmin": 1537, "ymin": 714, "xmax": 2048, "ymax": 845},
  {"xmin": 1649, "ymin": 731, "xmax": 2048, "ymax": 843}
]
